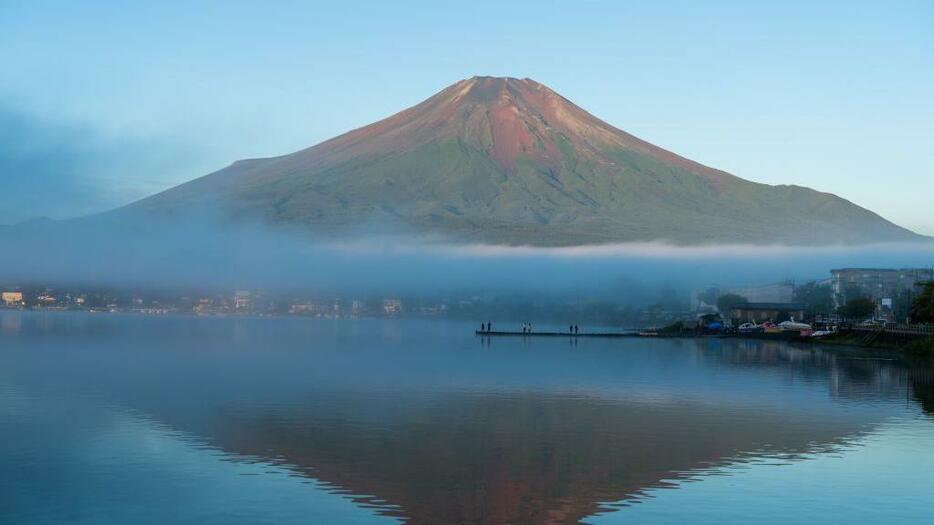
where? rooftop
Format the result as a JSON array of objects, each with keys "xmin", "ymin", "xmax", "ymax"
[{"xmin": 732, "ymin": 302, "xmax": 807, "ymax": 311}]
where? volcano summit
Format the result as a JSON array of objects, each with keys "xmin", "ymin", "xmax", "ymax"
[{"xmin": 125, "ymin": 76, "xmax": 920, "ymax": 245}]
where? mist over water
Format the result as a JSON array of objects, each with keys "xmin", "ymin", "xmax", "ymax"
[{"xmin": 2, "ymin": 210, "xmax": 932, "ymax": 301}]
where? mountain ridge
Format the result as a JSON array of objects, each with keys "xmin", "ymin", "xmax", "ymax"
[{"xmin": 121, "ymin": 76, "xmax": 922, "ymax": 246}]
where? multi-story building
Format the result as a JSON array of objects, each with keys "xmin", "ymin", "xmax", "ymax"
[
  {"xmin": 1, "ymin": 291, "xmax": 24, "ymax": 305},
  {"xmin": 831, "ymin": 268, "xmax": 934, "ymax": 321}
]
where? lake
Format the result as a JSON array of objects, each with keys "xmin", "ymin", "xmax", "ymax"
[{"xmin": 1, "ymin": 311, "xmax": 933, "ymax": 524}]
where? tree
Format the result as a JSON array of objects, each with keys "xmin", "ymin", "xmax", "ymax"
[
  {"xmin": 894, "ymin": 290, "xmax": 915, "ymax": 323},
  {"xmin": 716, "ymin": 294, "xmax": 748, "ymax": 315},
  {"xmin": 910, "ymin": 282, "xmax": 934, "ymax": 323},
  {"xmin": 697, "ymin": 287, "xmax": 719, "ymax": 307},
  {"xmin": 793, "ymin": 281, "xmax": 834, "ymax": 318},
  {"xmin": 842, "ymin": 297, "xmax": 875, "ymax": 320}
]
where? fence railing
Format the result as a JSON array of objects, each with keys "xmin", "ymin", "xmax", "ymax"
[{"xmin": 850, "ymin": 324, "xmax": 934, "ymax": 336}]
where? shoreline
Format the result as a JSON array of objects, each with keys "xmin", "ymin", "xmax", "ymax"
[{"xmin": 477, "ymin": 327, "xmax": 934, "ymax": 359}]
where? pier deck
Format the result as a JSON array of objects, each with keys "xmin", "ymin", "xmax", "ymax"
[{"xmin": 476, "ymin": 330, "xmax": 646, "ymax": 338}]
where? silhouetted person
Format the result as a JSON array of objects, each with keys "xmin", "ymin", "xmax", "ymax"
[
  {"xmin": 488, "ymin": 321, "xmax": 492, "ymax": 333},
  {"xmin": 569, "ymin": 325, "xmax": 573, "ymax": 333}
]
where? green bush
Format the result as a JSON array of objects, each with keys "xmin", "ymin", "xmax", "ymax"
[
  {"xmin": 842, "ymin": 297, "xmax": 875, "ymax": 320},
  {"xmin": 660, "ymin": 320, "xmax": 685, "ymax": 333},
  {"xmin": 716, "ymin": 294, "xmax": 748, "ymax": 315},
  {"xmin": 910, "ymin": 282, "xmax": 934, "ymax": 323},
  {"xmin": 902, "ymin": 337, "xmax": 934, "ymax": 357}
]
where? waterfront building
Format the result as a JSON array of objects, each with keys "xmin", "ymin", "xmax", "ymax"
[
  {"xmin": 382, "ymin": 299, "xmax": 403, "ymax": 316},
  {"xmin": 731, "ymin": 302, "xmax": 807, "ymax": 323},
  {"xmin": 234, "ymin": 291, "xmax": 252, "ymax": 311},
  {"xmin": 831, "ymin": 268, "xmax": 934, "ymax": 320},
  {"xmin": 351, "ymin": 300, "xmax": 365, "ymax": 317},
  {"xmin": 289, "ymin": 303, "xmax": 328, "ymax": 316},
  {"xmin": 1, "ymin": 291, "xmax": 24, "ymax": 305},
  {"xmin": 724, "ymin": 281, "xmax": 795, "ymax": 303},
  {"xmin": 693, "ymin": 281, "xmax": 794, "ymax": 313}
]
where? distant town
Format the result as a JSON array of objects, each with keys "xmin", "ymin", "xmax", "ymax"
[
  {"xmin": 3, "ymin": 267, "xmax": 932, "ymax": 327},
  {"xmin": 692, "ymin": 267, "xmax": 934, "ymax": 326}
]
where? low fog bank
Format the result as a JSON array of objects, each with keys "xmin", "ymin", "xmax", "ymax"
[{"xmin": 2, "ymin": 212, "xmax": 933, "ymax": 307}]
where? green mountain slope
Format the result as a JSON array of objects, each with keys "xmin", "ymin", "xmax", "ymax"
[{"xmin": 124, "ymin": 76, "xmax": 921, "ymax": 245}]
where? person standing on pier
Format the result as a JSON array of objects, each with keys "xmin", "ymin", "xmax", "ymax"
[{"xmin": 488, "ymin": 321, "xmax": 492, "ymax": 333}]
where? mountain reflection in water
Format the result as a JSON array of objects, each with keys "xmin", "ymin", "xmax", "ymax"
[{"xmin": 1, "ymin": 312, "xmax": 932, "ymax": 524}]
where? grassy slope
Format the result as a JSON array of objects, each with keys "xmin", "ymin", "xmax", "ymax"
[
  {"xmin": 115, "ymin": 76, "xmax": 922, "ymax": 246},
  {"xmin": 216, "ymin": 135, "xmax": 916, "ymax": 245}
]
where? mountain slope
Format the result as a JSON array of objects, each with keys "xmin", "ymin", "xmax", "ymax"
[{"xmin": 124, "ymin": 76, "xmax": 920, "ymax": 245}]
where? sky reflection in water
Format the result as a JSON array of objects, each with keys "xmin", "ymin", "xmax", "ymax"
[{"xmin": 1, "ymin": 311, "xmax": 933, "ymax": 524}]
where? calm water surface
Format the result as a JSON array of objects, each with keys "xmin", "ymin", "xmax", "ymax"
[{"xmin": 1, "ymin": 311, "xmax": 933, "ymax": 524}]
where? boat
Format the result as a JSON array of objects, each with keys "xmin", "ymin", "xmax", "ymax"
[
  {"xmin": 758, "ymin": 321, "xmax": 782, "ymax": 334},
  {"xmin": 779, "ymin": 318, "xmax": 813, "ymax": 332},
  {"xmin": 738, "ymin": 322, "xmax": 763, "ymax": 334}
]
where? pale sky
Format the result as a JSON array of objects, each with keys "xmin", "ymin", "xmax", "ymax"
[{"xmin": 1, "ymin": 1, "xmax": 932, "ymax": 234}]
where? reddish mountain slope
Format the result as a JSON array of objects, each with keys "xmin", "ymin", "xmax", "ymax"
[{"xmin": 125, "ymin": 76, "xmax": 920, "ymax": 245}]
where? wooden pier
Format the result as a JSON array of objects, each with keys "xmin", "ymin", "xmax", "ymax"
[{"xmin": 475, "ymin": 330, "xmax": 648, "ymax": 338}]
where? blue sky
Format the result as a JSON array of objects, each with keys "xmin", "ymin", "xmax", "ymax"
[{"xmin": 1, "ymin": 1, "xmax": 932, "ymax": 233}]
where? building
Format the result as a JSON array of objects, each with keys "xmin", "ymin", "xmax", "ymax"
[
  {"xmin": 724, "ymin": 281, "xmax": 795, "ymax": 304},
  {"xmin": 351, "ymin": 300, "xmax": 365, "ymax": 317},
  {"xmin": 831, "ymin": 268, "xmax": 934, "ymax": 321},
  {"xmin": 382, "ymin": 299, "xmax": 403, "ymax": 316},
  {"xmin": 193, "ymin": 298, "xmax": 214, "ymax": 314},
  {"xmin": 2, "ymin": 291, "xmax": 24, "ymax": 306},
  {"xmin": 731, "ymin": 302, "xmax": 807, "ymax": 323},
  {"xmin": 234, "ymin": 291, "xmax": 252, "ymax": 311},
  {"xmin": 289, "ymin": 303, "xmax": 329, "ymax": 316}
]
